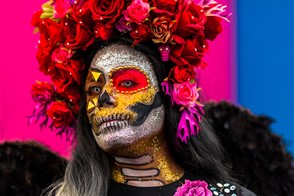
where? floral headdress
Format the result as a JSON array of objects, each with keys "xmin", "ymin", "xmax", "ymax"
[{"xmin": 30, "ymin": 0, "xmax": 229, "ymax": 142}]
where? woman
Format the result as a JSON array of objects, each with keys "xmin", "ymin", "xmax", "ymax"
[{"xmin": 30, "ymin": 0, "xmax": 255, "ymax": 195}]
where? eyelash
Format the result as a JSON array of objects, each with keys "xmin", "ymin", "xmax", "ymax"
[
  {"xmin": 119, "ymin": 80, "xmax": 138, "ymax": 87},
  {"xmin": 87, "ymin": 86, "xmax": 101, "ymax": 95}
]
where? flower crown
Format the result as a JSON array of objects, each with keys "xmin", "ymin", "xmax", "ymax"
[{"xmin": 30, "ymin": 0, "xmax": 229, "ymax": 143}]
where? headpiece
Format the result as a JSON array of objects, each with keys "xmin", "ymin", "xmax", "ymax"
[{"xmin": 30, "ymin": 0, "xmax": 229, "ymax": 142}]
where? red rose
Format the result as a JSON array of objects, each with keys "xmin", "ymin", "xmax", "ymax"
[
  {"xmin": 63, "ymin": 15, "xmax": 94, "ymax": 50},
  {"xmin": 31, "ymin": 82, "xmax": 55, "ymax": 105},
  {"xmin": 38, "ymin": 18, "xmax": 64, "ymax": 46},
  {"xmin": 31, "ymin": 10, "xmax": 42, "ymax": 27},
  {"xmin": 90, "ymin": 0, "xmax": 125, "ymax": 25},
  {"xmin": 72, "ymin": 0, "xmax": 91, "ymax": 17},
  {"xmin": 47, "ymin": 101, "xmax": 74, "ymax": 128},
  {"xmin": 35, "ymin": 18, "xmax": 64, "ymax": 75},
  {"xmin": 154, "ymin": 0, "xmax": 177, "ymax": 13},
  {"xmin": 170, "ymin": 36, "xmax": 208, "ymax": 68},
  {"xmin": 169, "ymin": 64, "xmax": 196, "ymax": 83},
  {"xmin": 130, "ymin": 23, "xmax": 151, "ymax": 44},
  {"xmin": 60, "ymin": 86, "xmax": 81, "ymax": 114},
  {"xmin": 90, "ymin": 0, "xmax": 125, "ymax": 40},
  {"xmin": 36, "ymin": 34, "xmax": 54, "ymax": 75},
  {"xmin": 174, "ymin": 0, "xmax": 206, "ymax": 40},
  {"xmin": 49, "ymin": 59, "xmax": 84, "ymax": 93},
  {"xmin": 151, "ymin": 13, "xmax": 175, "ymax": 44},
  {"xmin": 94, "ymin": 22, "xmax": 114, "ymax": 41},
  {"xmin": 51, "ymin": 45, "xmax": 72, "ymax": 64},
  {"xmin": 204, "ymin": 16, "xmax": 223, "ymax": 41}
]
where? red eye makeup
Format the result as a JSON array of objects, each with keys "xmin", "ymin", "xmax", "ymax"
[{"xmin": 111, "ymin": 68, "xmax": 150, "ymax": 93}]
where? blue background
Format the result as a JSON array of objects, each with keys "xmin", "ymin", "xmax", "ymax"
[{"xmin": 237, "ymin": 0, "xmax": 294, "ymax": 153}]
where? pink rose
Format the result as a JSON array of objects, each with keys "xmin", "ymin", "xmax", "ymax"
[
  {"xmin": 123, "ymin": 0, "xmax": 150, "ymax": 24},
  {"xmin": 174, "ymin": 180, "xmax": 212, "ymax": 196},
  {"xmin": 172, "ymin": 81, "xmax": 199, "ymax": 108}
]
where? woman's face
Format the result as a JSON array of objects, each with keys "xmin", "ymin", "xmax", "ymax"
[{"xmin": 85, "ymin": 44, "xmax": 165, "ymax": 153}]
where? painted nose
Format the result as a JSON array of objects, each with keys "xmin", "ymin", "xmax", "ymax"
[{"xmin": 98, "ymin": 90, "xmax": 116, "ymax": 107}]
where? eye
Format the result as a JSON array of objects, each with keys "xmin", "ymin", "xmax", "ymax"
[
  {"xmin": 120, "ymin": 80, "xmax": 137, "ymax": 88},
  {"xmin": 112, "ymin": 68, "xmax": 149, "ymax": 92},
  {"xmin": 87, "ymin": 86, "xmax": 101, "ymax": 95}
]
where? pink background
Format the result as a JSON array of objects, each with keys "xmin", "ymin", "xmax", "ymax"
[{"xmin": 0, "ymin": 0, "xmax": 235, "ymax": 157}]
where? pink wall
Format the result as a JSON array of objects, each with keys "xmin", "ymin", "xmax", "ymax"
[{"xmin": 0, "ymin": 0, "xmax": 235, "ymax": 157}]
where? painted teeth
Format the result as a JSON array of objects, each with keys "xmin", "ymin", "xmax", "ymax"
[
  {"xmin": 97, "ymin": 114, "xmax": 131, "ymax": 126},
  {"xmin": 98, "ymin": 120, "xmax": 129, "ymax": 135}
]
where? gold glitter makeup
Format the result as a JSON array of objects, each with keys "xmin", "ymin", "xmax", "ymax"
[{"xmin": 113, "ymin": 135, "xmax": 183, "ymax": 185}]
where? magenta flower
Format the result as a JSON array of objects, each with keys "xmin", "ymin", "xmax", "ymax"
[
  {"xmin": 115, "ymin": 17, "xmax": 132, "ymax": 32},
  {"xmin": 123, "ymin": 0, "xmax": 150, "ymax": 24},
  {"xmin": 172, "ymin": 81, "xmax": 200, "ymax": 109},
  {"xmin": 174, "ymin": 180, "xmax": 212, "ymax": 196}
]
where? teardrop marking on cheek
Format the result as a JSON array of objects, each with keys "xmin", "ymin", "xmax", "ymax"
[{"xmin": 109, "ymin": 66, "xmax": 151, "ymax": 94}]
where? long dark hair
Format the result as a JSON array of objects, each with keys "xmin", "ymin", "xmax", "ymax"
[{"xmin": 51, "ymin": 38, "xmax": 232, "ymax": 195}]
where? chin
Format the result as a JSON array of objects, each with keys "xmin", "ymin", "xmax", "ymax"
[
  {"xmin": 94, "ymin": 127, "xmax": 141, "ymax": 152},
  {"xmin": 93, "ymin": 126, "xmax": 161, "ymax": 155}
]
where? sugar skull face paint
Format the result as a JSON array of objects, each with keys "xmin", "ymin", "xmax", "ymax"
[{"xmin": 85, "ymin": 44, "xmax": 165, "ymax": 153}]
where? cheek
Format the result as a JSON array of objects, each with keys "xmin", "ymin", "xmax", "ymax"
[
  {"xmin": 93, "ymin": 86, "xmax": 158, "ymax": 123},
  {"xmin": 118, "ymin": 87, "xmax": 157, "ymax": 106}
]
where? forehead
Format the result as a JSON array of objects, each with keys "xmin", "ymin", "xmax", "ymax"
[{"xmin": 90, "ymin": 44, "xmax": 157, "ymax": 85}]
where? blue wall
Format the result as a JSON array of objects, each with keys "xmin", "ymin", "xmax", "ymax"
[{"xmin": 237, "ymin": 0, "xmax": 294, "ymax": 153}]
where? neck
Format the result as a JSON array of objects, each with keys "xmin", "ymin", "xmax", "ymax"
[{"xmin": 112, "ymin": 134, "xmax": 184, "ymax": 187}]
